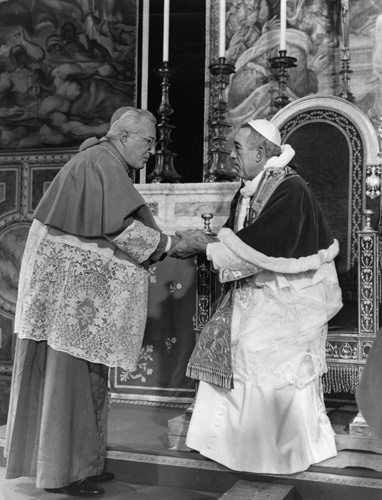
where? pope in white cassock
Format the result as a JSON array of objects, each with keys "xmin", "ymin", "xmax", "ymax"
[{"xmin": 170, "ymin": 119, "xmax": 343, "ymax": 474}]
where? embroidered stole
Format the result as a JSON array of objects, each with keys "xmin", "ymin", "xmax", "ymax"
[
  {"xmin": 186, "ymin": 166, "xmax": 298, "ymax": 389},
  {"xmin": 235, "ymin": 166, "xmax": 297, "ymax": 230}
]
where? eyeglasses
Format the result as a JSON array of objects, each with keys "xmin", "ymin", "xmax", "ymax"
[{"xmin": 129, "ymin": 132, "xmax": 157, "ymax": 149}]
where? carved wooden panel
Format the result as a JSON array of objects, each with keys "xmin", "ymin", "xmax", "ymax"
[{"xmin": 0, "ymin": 150, "xmax": 74, "ymax": 376}]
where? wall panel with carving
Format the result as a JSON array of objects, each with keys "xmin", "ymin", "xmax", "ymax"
[{"xmin": 0, "ymin": 150, "xmax": 74, "ymax": 423}]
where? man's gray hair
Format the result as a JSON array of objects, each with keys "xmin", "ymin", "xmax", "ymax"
[
  {"xmin": 240, "ymin": 123, "xmax": 281, "ymax": 158},
  {"xmin": 106, "ymin": 108, "xmax": 156, "ymax": 140}
]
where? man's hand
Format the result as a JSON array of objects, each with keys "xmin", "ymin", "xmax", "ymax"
[
  {"xmin": 168, "ymin": 229, "xmax": 219, "ymax": 259},
  {"xmin": 9, "ymin": 29, "xmax": 25, "ymax": 47}
]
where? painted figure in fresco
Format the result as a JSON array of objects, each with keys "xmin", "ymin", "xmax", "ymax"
[
  {"xmin": 35, "ymin": 61, "xmax": 125, "ymax": 144},
  {"xmin": 0, "ymin": 54, "xmax": 130, "ymax": 148},
  {"xmin": 357, "ymin": 0, "xmax": 382, "ymax": 128},
  {"xmin": 0, "ymin": 29, "xmax": 44, "ymax": 108},
  {"xmin": 225, "ymin": 0, "xmax": 332, "ymax": 130},
  {"xmin": 60, "ymin": 20, "xmax": 114, "ymax": 63},
  {"xmin": 0, "ymin": 29, "xmax": 46, "ymax": 141},
  {"xmin": 170, "ymin": 119, "xmax": 342, "ymax": 474},
  {"xmin": 0, "ymin": 0, "xmax": 136, "ymax": 149},
  {"xmin": 4, "ymin": 107, "xmax": 182, "ymax": 497},
  {"xmin": 44, "ymin": 34, "xmax": 71, "ymax": 65},
  {"xmin": 34, "ymin": 0, "xmax": 136, "ymax": 65},
  {"xmin": 5, "ymin": 28, "xmax": 45, "ymax": 67},
  {"xmin": 225, "ymin": 0, "xmax": 265, "ymax": 63},
  {"xmin": 0, "ymin": 52, "xmax": 134, "ymax": 149}
]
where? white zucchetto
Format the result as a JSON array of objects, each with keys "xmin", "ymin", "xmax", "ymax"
[{"xmin": 247, "ymin": 119, "xmax": 282, "ymax": 147}]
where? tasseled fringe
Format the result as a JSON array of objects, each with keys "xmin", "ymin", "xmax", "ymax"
[
  {"xmin": 322, "ymin": 364, "xmax": 359, "ymax": 394},
  {"xmin": 186, "ymin": 362, "xmax": 234, "ymax": 390}
]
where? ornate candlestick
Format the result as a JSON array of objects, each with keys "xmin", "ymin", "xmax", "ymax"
[
  {"xmin": 205, "ymin": 57, "xmax": 236, "ymax": 182},
  {"xmin": 148, "ymin": 61, "xmax": 181, "ymax": 183},
  {"xmin": 269, "ymin": 50, "xmax": 297, "ymax": 109},
  {"xmin": 338, "ymin": 49, "xmax": 355, "ymax": 104},
  {"xmin": 338, "ymin": 0, "xmax": 355, "ymax": 102}
]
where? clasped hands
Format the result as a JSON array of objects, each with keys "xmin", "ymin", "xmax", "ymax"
[{"xmin": 168, "ymin": 229, "xmax": 219, "ymax": 259}]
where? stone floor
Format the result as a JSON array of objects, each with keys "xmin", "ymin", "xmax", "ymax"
[
  {"xmin": 0, "ymin": 402, "xmax": 222, "ymax": 499},
  {"xmin": 0, "ymin": 466, "xmax": 221, "ymax": 500}
]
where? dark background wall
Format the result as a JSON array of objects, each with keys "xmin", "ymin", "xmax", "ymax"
[{"xmin": 143, "ymin": 0, "xmax": 206, "ymax": 183}]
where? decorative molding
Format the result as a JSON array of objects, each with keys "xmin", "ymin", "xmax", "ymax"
[
  {"xmin": 109, "ymin": 394, "xmax": 191, "ymax": 409},
  {"xmin": 0, "ymin": 151, "xmax": 75, "ymax": 166},
  {"xmin": 20, "ymin": 161, "xmax": 30, "ymax": 217},
  {"xmin": 366, "ymin": 165, "xmax": 381, "ymax": 199},
  {"xmin": 326, "ymin": 340, "xmax": 358, "ymax": 360},
  {"xmin": 358, "ymin": 229, "xmax": 379, "ymax": 335}
]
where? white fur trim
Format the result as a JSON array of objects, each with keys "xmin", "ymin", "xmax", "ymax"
[
  {"xmin": 240, "ymin": 144, "xmax": 296, "ymax": 198},
  {"xmin": 264, "ymin": 144, "xmax": 295, "ymax": 169},
  {"xmin": 217, "ymin": 227, "xmax": 339, "ymax": 274}
]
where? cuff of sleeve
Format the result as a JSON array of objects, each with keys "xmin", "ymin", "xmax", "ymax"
[{"xmin": 164, "ymin": 235, "xmax": 172, "ymax": 253}]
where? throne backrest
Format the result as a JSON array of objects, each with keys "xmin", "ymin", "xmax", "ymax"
[{"xmin": 272, "ymin": 95, "xmax": 381, "ymax": 331}]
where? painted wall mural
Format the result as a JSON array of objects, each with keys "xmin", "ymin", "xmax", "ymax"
[
  {"xmin": 208, "ymin": 0, "xmax": 382, "ymax": 136},
  {"xmin": 0, "ymin": 0, "xmax": 137, "ymax": 150}
]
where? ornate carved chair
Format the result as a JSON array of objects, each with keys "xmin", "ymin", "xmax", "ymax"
[{"xmin": 271, "ymin": 95, "xmax": 382, "ymax": 401}]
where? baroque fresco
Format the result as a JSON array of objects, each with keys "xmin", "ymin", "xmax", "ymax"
[
  {"xmin": 213, "ymin": 0, "xmax": 382, "ymax": 134},
  {"xmin": 0, "ymin": 0, "xmax": 137, "ymax": 150}
]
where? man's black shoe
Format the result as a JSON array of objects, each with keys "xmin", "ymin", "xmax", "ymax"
[
  {"xmin": 87, "ymin": 471, "xmax": 115, "ymax": 484},
  {"xmin": 44, "ymin": 479, "xmax": 105, "ymax": 497}
]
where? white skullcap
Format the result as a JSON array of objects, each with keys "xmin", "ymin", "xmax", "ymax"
[{"xmin": 247, "ymin": 119, "xmax": 281, "ymax": 147}]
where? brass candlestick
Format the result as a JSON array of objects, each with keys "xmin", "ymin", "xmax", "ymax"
[
  {"xmin": 148, "ymin": 61, "xmax": 181, "ymax": 183},
  {"xmin": 205, "ymin": 57, "xmax": 236, "ymax": 182},
  {"xmin": 269, "ymin": 50, "xmax": 297, "ymax": 109}
]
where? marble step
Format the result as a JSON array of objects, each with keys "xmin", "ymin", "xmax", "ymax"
[
  {"xmin": 168, "ymin": 409, "xmax": 382, "ymax": 471},
  {"xmin": 2, "ymin": 436, "xmax": 382, "ymax": 500},
  {"xmin": 218, "ymin": 480, "xmax": 295, "ymax": 499}
]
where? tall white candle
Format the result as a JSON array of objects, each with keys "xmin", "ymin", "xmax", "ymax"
[
  {"xmin": 140, "ymin": 0, "xmax": 150, "ymax": 184},
  {"xmin": 341, "ymin": 0, "xmax": 349, "ymax": 49},
  {"xmin": 280, "ymin": 0, "xmax": 286, "ymax": 51},
  {"xmin": 219, "ymin": 0, "xmax": 226, "ymax": 58},
  {"xmin": 163, "ymin": 0, "xmax": 170, "ymax": 62}
]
